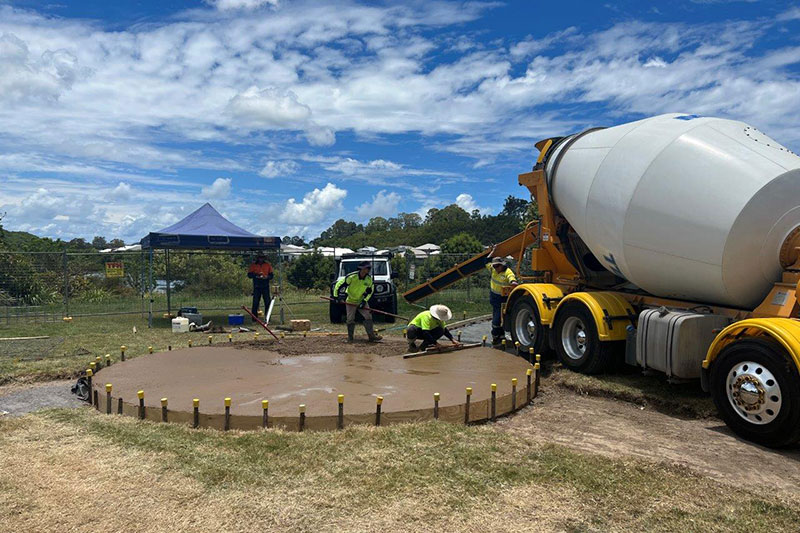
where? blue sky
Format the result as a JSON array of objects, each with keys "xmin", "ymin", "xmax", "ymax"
[{"xmin": 0, "ymin": 0, "xmax": 799, "ymax": 243}]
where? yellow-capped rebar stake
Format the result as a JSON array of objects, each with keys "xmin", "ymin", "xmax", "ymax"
[
  {"xmin": 403, "ymin": 328, "xmax": 407, "ymax": 338},
  {"xmin": 464, "ymin": 387, "xmax": 473, "ymax": 424},
  {"xmin": 536, "ymin": 354, "xmax": 541, "ymax": 364},
  {"xmin": 457, "ymin": 331, "xmax": 462, "ymax": 342},
  {"xmin": 433, "ymin": 392, "xmax": 440, "ymax": 420},
  {"xmin": 375, "ymin": 396, "xmax": 383, "ymax": 426},
  {"xmin": 337, "ymin": 394, "xmax": 345, "ymax": 430},
  {"xmin": 95, "ymin": 355, "xmax": 102, "ymax": 369},
  {"xmin": 528, "ymin": 347, "xmax": 534, "ymax": 363},
  {"xmin": 85, "ymin": 369, "xmax": 93, "ymax": 405},
  {"xmin": 208, "ymin": 335, "xmax": 213, "ymax": 345},
  {"xmin": 511, "ymin": 378, "xmax": 518, "ymax": 411},
  {"xmin": 161, "ymin": 397, "xmax": 168, "ymax": 422},
  {"xmin": 299, "ymin": 404, "xmax": 306, "ymax": 432},
  {"xmin": 89, "ymin": 361, "xmax": 96, "ymax": 372},
  {"xmin": 188, "ymin": 339, "xmax": 193, "ymax": 348},
  {"xmin": 148, "ymin": 346, "xmax": 153, "ymax": 354},
  {"xmin": 192, "ymin": 398, "xmax": 200, "ymax": 429},
  {"xmin": 121, "ymin": 345, "xmax": 126, "ymax": 361},
  {"xmin": 137, "ymin": 390, "xmax": 145, "ymax": 420},
  {"xmin": 255, "ymin": 332, "xmax": 260, "ymax": 340},
  {"xmin": 105, "ymin": 383, "xmax": 113, "ymax": 414},
  {"xmin": 490, "ymin": 383, "xmax": 497, "ymax": 421},
  {"xmin": 482, "ymin": 335, "xmax": 487, "ymax": 347},
  {"xmin": 526, "ymin": 368, "xmax": 533, "ymax": 403},
  {"xmin": 463, "ymin": 310, "xmax": 467, "ymax": 320},
  {"xmin": 105, "ymin": 354, "xmax": 111, "ymax": 367},
  {"xmin": 228, "ymin": 333, "xmax": 232, "ymax": 343},
  {"xmin": 501, "ymin": 339, "xmax": 507, "ymax": 351},
  {"xmin": 224, "ymin": 397, "xmax": 231, "ymax": 431},
  {"xmin": 280, "ymin": 332, "xmax": 286, "ymax": 339},
  {"xmin": 514, "ymin": 341, "xmax": 521, "ymax": 352},
  {"xmin": 262, "ymin": 400, "xmax": 269, "ymax": 429},
  {"xmin": 534, "ymin": 362, "xmax": 541, "ymax": 397}
]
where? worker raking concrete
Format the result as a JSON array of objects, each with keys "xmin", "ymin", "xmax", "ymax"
[
  {"xmin": 406, "ymin": 305, "xmax": 461, "ymax": 353},
  {"xmin": 486, "ymin": 247, "xmax": 518, "ymax": 345},
  {"xmin": 334, "ymin": 260, "xmax": 382, "ymax": 343}
]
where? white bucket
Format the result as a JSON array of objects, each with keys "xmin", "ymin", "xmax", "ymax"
[{"xmin": 172, "ymin": 317, "xmax": 189, "ymax": 333}]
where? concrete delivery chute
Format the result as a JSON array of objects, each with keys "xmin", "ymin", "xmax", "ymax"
[{"xmin": 403, "ymin": 113, "xmax": 800, "ymax": 447}]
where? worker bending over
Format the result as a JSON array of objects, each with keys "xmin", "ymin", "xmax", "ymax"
[
  {"xmin": 247, "ymin": 253, "xmax": 273, "ymax": 321},
  {"xmin": 486, "ymin": 246, "xmax": 518, "ymax": 345},
  {"xmin": 407, "ymin": 305, "xmax": 460, "ymax": 352},
  {"xmin": 334, "ymin": 261, "xmax": 382, "ymax": 343}
]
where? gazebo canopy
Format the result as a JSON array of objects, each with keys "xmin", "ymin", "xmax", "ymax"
[{"xmin": 140, "ymin": 203, "xmax": 280, "ymax": 250}]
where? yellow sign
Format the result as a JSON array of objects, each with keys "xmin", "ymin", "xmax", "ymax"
[{"xmin": 105, "ymin": 261, "xmax": 124, "ymax": 278}]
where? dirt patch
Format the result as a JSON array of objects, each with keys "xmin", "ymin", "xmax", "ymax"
[
  {"xmin": 234, "ymin": 335, "xmax": 408, "ymax": 357},
  {"xmin": 500, "ymin": 385, "xmax": 800, "ymax": 497}
]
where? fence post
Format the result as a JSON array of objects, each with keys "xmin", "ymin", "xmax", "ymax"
[
  {"xmin": 166, "ymin": 248, "xmax": 171, "ymax": 318},
  {"xmin": 62, "ymin": 248, "xmax": 69, "ymax": 318},
  {"xmin": 148, "ymin": 247, "xmax": 153, "ymax": 328}
]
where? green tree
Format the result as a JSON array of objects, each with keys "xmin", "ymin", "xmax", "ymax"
[
  {"xmin": 92, "ymin": 236, "xmax": 108, "ymax": 249},
  {"xmin": 286, "ymin": 253, "xmax": 335, "ymax": 290},
  {"xmin": 441, "ymin": 232, "xmax": 483, "ymax": 255}
]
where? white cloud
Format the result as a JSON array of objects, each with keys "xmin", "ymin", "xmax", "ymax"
[
  {"xmin": 201, "ymin": 177, "xmax": 232, "ymax": 199},
  {"xmin": 455, "ymin": 193, "xmax": 481, "ymax": 213},
  {"xmin": 207, "ymin": 0, "xmax": 279, "ymax": 10},
  {"xmin": 356, "ymin": 190, "xmax": 402, "ymax": 219},
  {"xmin": 281, "ymin": 182, "xmax": 347, "ymax": 225},
  {"xmin": 259, "ymin": 159, "xmax": 299, "ymax": 178},
  {"xmin": 112, "ymin": 182, "xmax": 133, "ymax": 201},
  {"xmin": 228, "ymin": 86, "xmax": 311, "ymax": 129}
]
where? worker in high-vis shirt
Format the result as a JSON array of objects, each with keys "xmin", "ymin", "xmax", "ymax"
[
  {"xmin": 486, "ymin": 246, "xmax": 518, "ymax": 344},
  {"xmin": 406, "ymin": 304, "xmax": 460, "ymax": 352},
  {"xmin": 333, "ymin": 260, "xmax": 382, "ymax": 343},
  {"xmin": 247, "ymin": 254, "xmax": 273, "ymax": 321}
]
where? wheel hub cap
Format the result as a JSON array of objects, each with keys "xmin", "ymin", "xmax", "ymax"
[
  {"xmin": 561, "ymin": 316, "xmax": 587, "ymax": 360},
  {"xmin": 726, "ymin": 361, "xmax": 781, "ymax": 425}
]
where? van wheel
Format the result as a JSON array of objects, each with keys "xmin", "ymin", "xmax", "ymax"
[
  {"xmin": 711, "ymin": 338, "xmax": 800, "ymax": 448},
  {"xmin": 508, "ymin": 297, "xmax": 548, "ymax": 356},
  {"xmin": 553, "ymin": 301, "xmax": 617, "ymax": 374}
]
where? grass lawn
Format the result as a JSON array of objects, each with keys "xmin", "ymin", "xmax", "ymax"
[{"xmin": 1, "ymin": 408, "xmax": 797, "ymax": 532}]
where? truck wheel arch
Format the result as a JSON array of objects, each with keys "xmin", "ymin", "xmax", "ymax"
[
  {"xmin": 505, "ymin": 283, "xmax": 564, "ymax": 327},
  {"xmin": 553, "ymin": 291, "xmax": 634, "ymax": 342},
  {"xmin": 703, "ymin": 318, "xmax": 800, "ymax": 375}
]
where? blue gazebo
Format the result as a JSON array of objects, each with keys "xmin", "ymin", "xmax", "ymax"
[{"xmin": 140, "ymin": 203, "xmax": 280, "ymax": 326}]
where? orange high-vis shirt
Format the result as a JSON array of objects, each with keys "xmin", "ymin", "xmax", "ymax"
[{"xmin": 248, "ymin": 262, "xmax": 273, "ymax": 277}]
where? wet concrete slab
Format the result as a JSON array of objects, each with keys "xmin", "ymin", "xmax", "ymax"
[{"xmin": 94, "ymin": 346, "xmax": 533, "ymax": 417}]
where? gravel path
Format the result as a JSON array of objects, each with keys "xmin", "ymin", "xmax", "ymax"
[{"xmin": 0, "ymin": 380, "xmax": 86, "ymax": 416}]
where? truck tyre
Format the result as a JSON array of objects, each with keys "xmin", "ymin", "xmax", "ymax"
[
  {"xmin": 329, "ymin": 302, "xmax": 343, "ymax": 324},
  {"xmin": 508, "ymin": 297, "xmax": 548, "ymax": 356},
  {"xmin": 553, "ymin": 301, "xmax": 617, "ymax": 374},
  {"xmin": 710, "ymin": 338, "xmax": 800, "ymax": 448}
]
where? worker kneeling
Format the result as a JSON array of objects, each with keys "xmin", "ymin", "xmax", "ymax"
[
  {"xmin": 334, "ymin": 261, "xmax": 382, "ymax": 343},
  {"xmin": 407, "ymin": 305, "xmax": 460, "ymax": 352}
]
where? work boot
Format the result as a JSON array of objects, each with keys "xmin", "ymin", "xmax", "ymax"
[
  {"xmin": 364, "ymin": 320, "xmax": 382, "ymax": 342},
  {"xmin": 346, "ymin": 323, "xmax": 355, "ymax": 343},
  {"xmin": 407, "ymin": 339, "xmax": 418, "ymax": 352}
]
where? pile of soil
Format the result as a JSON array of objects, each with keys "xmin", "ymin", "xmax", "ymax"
[{"xmin": 234, "ymin": 335, "xmax": 407, "ymax": 357}]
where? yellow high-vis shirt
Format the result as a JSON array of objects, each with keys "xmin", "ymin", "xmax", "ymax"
[
  {"xmin": 486, "ymin": 263, "xmax": 517, "ymax": 295},
  {"xmin": 408, "ymin": 310, "xmax": 446, "ymax": 330},
  {"xmin": 333, "ymin": 272, "xmax": 374, "ymax": 304}
]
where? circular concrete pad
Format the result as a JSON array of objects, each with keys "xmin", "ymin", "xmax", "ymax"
[{"xmin": 94, "ymin": 344, "xmax": 534, "ymax": 430}]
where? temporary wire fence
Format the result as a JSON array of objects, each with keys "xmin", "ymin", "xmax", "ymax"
[{"xmin": 0, "ymin": 249, "xmax": 497, "ymax": 325}]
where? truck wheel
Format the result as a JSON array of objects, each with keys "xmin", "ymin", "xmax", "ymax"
[
  {"xmin": 329, "ymin": 302, "xmax": 343, "ymax": 324},
  {"xmin": 710, "ymin": 338, "xmax": 800, "ymax": 448},
  {"xmin": 508, "ymin": 297, "xmax": 547, "ymax": 356},
  {"xmin": 553, "ymin": 301, "xmax": 617, "ymax": 374}
]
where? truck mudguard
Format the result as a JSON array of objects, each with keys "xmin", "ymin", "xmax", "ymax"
[
  {"xmin": 506, "ymin": 283, "xmax": 564, "ymax": 326},
  {"xmin": 554, "ymin": 292, "xmax": 635, "ymax": 342},
  {"xmin": 703, "ymin": 318, "xmax": 800, "ymax": 372}
]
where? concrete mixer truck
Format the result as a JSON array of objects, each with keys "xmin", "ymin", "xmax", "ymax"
[{"xmin": 404, "ymin": 113, "xmax": 800, "ymax": 447}]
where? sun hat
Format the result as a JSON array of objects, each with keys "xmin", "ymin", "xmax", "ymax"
[
  {"xmin": 430, "ymin": 304, "xmax": 452, "ymax": 321},
  {"xmin": 491, "ymin": 256, "xmax": 506, "ymax": 266}
]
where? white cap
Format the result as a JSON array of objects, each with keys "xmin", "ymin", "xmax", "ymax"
[{"xmin": 430, "ymin": 304, "xmax": 452, "ymax": 321}]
